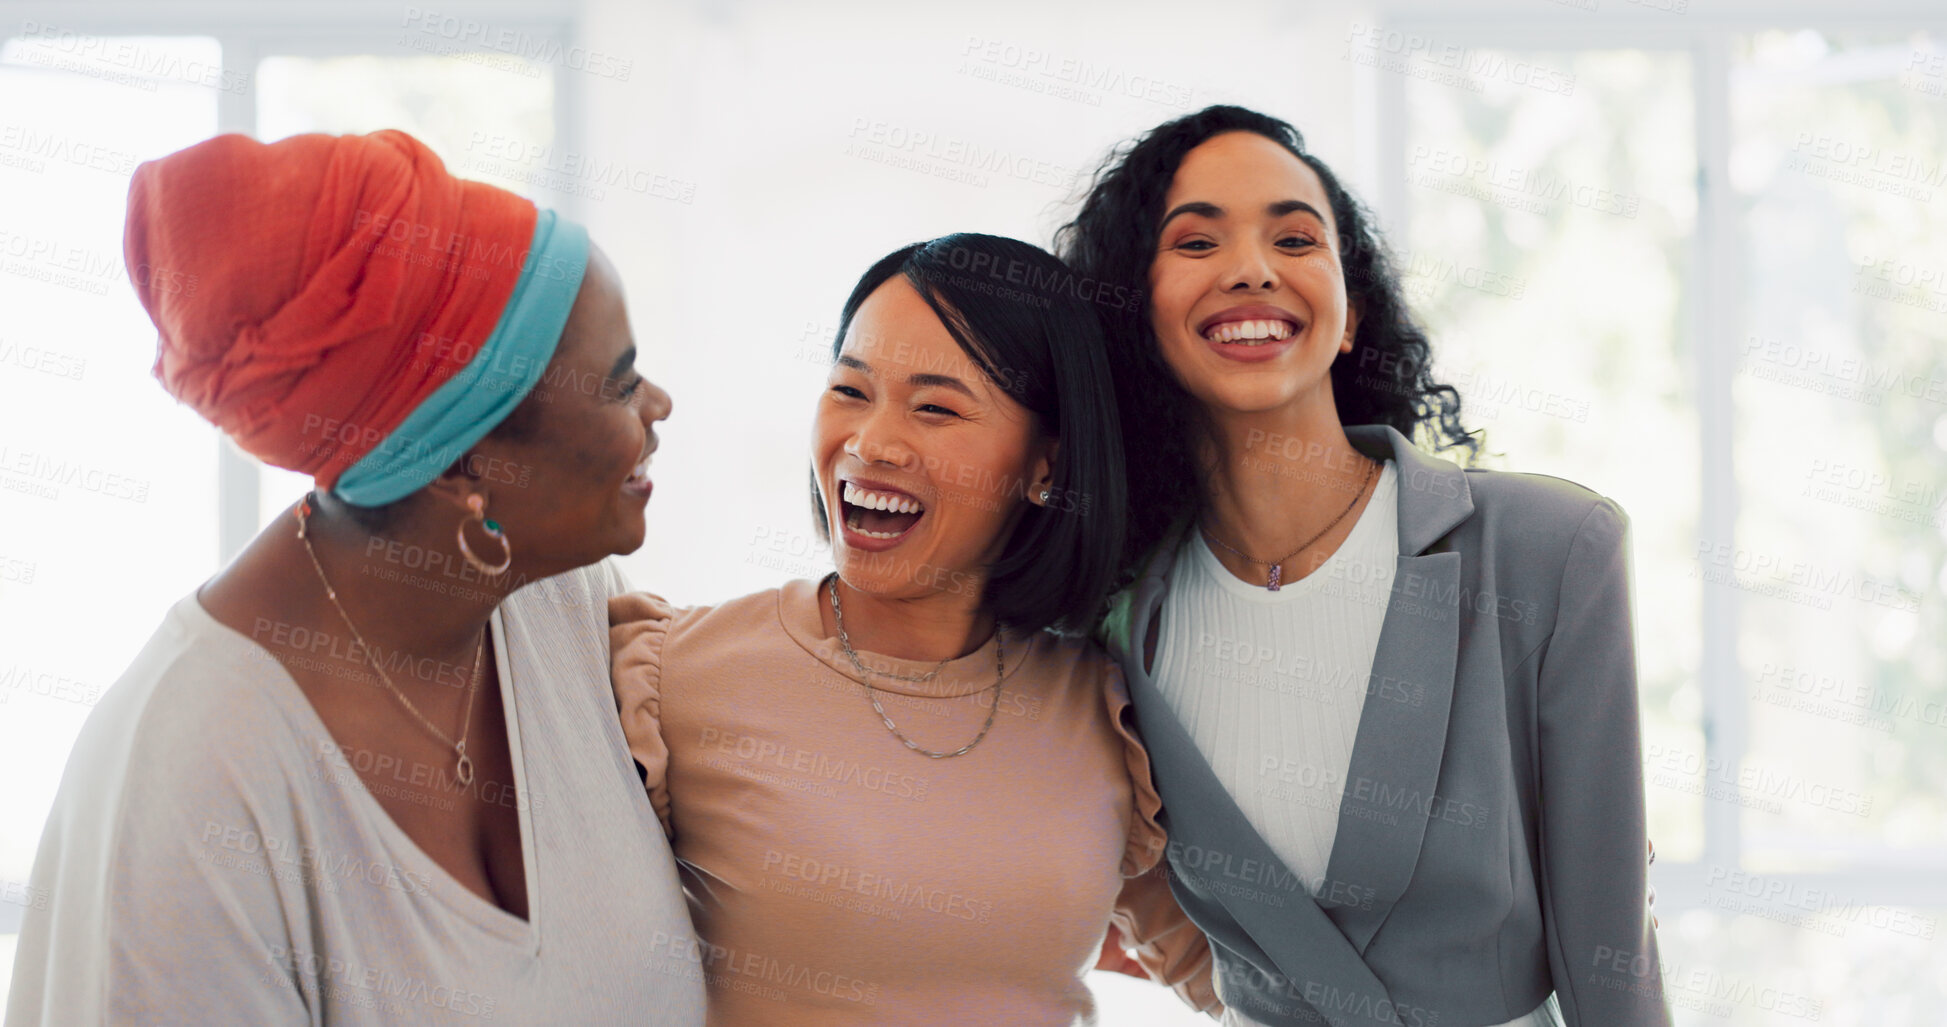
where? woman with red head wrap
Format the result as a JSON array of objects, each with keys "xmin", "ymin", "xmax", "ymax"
[{"xmin": 7, "ymin": 130, "xmax": 705, "ymax": 1025}]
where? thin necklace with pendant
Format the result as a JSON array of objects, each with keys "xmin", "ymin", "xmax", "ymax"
[
  {"xmin": 298, "ymin": 495, "xmax": 487, "ymax": 786},
  {"xmin": 1201, "ymin": 456, "xmax": 1378, "ymax": 591},
  {"xmin": 828, "ymin": 576, "xmax": 1003, "ymax": 759}
]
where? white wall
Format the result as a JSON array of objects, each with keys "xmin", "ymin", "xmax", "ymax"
[{"xmin": 575, "ymin": 0, "xmax": 1379, "ymax": 606}]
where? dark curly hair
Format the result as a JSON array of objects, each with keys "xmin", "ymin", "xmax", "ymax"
[{"xmin": 1053, "ymin": 104, "xmax": 1479, "ymax": 578}]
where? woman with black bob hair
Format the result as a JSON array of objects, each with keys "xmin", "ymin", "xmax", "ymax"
[
  {"xmin": 1062, "ymin": 107, "xmax": 1669, "ymax": 1025},
  {"xmin": 606, "ymin": 233, "xmax": 1222, "ymax": 1024},
  {"xmin": 807, "ymin": 233, "xmax": 1128, "ymax": 634}
]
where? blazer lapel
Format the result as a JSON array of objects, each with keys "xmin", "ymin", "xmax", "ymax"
[
  {"xmin": 1318, "ymin": 427, "xmax": 1473, "ymax": 953},
  {"xmin": 1125, "ymin": 651, "xmax": 1401, "ymax": 1027},
  {"xmin": 1316, "ymin": 550, "xmax": 1461, "ymax": 953}
]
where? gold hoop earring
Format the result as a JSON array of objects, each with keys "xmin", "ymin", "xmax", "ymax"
[{"xmin": 457, "ymin": 494, "xmax": 512, "ymax": 576}]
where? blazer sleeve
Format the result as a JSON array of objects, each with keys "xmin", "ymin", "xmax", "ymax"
[
  {"xmin": 609, "ymin": 591, "xmax": 679, "ymax": 838},
  {"xmin": 1532, "ymin": 498, "xmax": 1673, "ymax": 1025}
]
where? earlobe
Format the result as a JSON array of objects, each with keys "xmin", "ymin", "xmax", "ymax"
[
  {"xmin": 422, "ymin": 458, "xmax": 487, "ymax": 510},
  {"xmin": 1030, "ymin": 438, "xmax": 1061, "ymax": 506}
]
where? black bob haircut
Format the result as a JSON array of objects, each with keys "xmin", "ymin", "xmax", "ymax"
[
  {"xmin": 1055, "ymin": 104, "xmax": 1479, "ymax": 582},
  {"xmin": 810, "ymin": 233, "xmax": 1128, "ymax": 636}
]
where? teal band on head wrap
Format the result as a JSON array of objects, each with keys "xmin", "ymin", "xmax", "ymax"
[{"xmin": 333, "ymin": 209, "xmax": 589, "ymax": 507}]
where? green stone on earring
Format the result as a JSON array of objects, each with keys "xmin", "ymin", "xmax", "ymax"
[{"xmin": 484, "ymin": 519, "xmax": 501, "ymax": 534}]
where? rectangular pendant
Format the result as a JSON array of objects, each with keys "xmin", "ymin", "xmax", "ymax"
[{"xmin": 1267, "ymin": 566, "xmax": 1282, "ymax": 591}]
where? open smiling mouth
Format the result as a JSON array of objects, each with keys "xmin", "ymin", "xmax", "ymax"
[
  {"xmin": 1203, "ymin": 318, "xmax": 1299, "ymax": 345},
  {"xmin": 841, "ymin": 481, "xmax": 927, "ymax": 541}
]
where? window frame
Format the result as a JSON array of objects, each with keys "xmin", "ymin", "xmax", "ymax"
[
  {"xmin": 1371, "ymin": 13, "xmax": 1947, "ymax": 915},
  {"xmin": 2, "ymin": 1, "xmax": 580, "ymax": 566}
]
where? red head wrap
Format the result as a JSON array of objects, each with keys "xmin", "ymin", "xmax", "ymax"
[{"xmin": 124, "ymin": 130, "xmax": 538, "ymax": 490}]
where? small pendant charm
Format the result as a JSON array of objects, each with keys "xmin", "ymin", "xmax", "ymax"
[
  {"xmin": 1266, "ymin": 565, "xmax": 1282, "ymax": 592},
  {"xmin": 455, "ymin": 743, "xmax": 474, "ymax": 786}
]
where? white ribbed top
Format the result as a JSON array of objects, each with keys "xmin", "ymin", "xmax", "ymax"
[{"xmin": 1152, "ymin": 460, "xmax": 1400, "ymax": 899}]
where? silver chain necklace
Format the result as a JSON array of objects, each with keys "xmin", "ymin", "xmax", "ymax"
[{"xmin": 827, "ymin": 576, "xmax": 1003, "ymax": 759}]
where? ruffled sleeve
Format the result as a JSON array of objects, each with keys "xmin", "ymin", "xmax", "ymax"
[
  {"xmin": 1102, "ymin": 660, "xmax": 1223, "ymax": 1017},
  {"xmin": 608, "ymin": 591, "xmax": 678, "ymax": 838},
  {"xmin": 1102, "ymin": 660, "xmax": 1167, "ymax": 878}
]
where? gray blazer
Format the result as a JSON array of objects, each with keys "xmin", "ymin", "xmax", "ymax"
[{"xmin": 1100, "ymin": 425, "xmax": 1670, "ymax": 1027}]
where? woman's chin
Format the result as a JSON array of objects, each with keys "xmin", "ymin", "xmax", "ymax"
[
  {"xmin": 601, "ymin": 507, "xmax": 650, "ymax": 558},
  {"xmin": 1192, "ymin": 378, "xmax": 1310, "ymax": 417},
  {"xmin": 832, "ymin": 550, "xmax": 920, "ymax": 596},
  {"xmin": 1167, "ymin": 356, "xmax": 1317, "ymax": 414}
]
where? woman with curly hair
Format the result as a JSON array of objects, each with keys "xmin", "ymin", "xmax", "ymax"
[{"xmin": 1058, "ymin": 105, "xmax": 1669, "ymax": 1026}]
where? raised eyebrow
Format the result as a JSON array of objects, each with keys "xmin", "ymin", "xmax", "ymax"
[
  {"xmin": 1269, "ymin": 199, "xmax": 1328, "ymax": 222},
  {"xmin": 908, "ymin": 372, "xmax": 978, "ymax": 399},
  {"xmin": 1160, "ymin": 199, "xmax": 1327, "ymax": 232},
  {"xmin": 1159, "ymin": 201, "xmax": 1223, "ymax": 231}
]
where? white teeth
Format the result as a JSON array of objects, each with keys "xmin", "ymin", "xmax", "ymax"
[
  {"xmin": 1205, "ymin": 319, "xmax": 1296, "ymax": 344},
  {"xmin": 625, "ymin": 457, "xmax": 649, "ymax": 482},
  {"xmin": 842, "ymin": 481, "xmax": 925, "ymax": 515},
  {"xmin": 843, "ymin": 508, "xmax": 906, "ymax": 539},
  {"xmin": 840, "ymin": 482, "xmax": 924, "ymax": 540}
]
